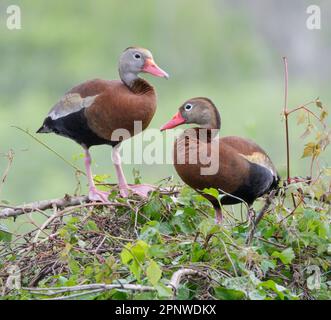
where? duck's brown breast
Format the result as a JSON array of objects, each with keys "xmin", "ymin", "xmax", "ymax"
[
  {"xmin": 174, "ymin": 130, "xmax": 278, "ymax": 206},
  {"xmin": 173, "ymin": 129, "xmax": 251, "ymax": 194},
  {"xmin": 84, "ymin": 79, "xmax": 156, "ymax": 142}
]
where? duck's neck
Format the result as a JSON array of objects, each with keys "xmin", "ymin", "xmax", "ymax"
[
  {"xmin": 197, "ymin": 121, "xmax": 220, "ymax": 140},
  {"xmin": 196, "ymin": 126, "xmax": 219, "ymax": 141},
  {"xmin": 119, "ymin": 70, "xmax": 153, "ymax": 95},
  {"xmin": 119, "ymin": 68, "xmax": 139, "ymax": 88},
  {"xmin": 198, "ymin": 105, "xmax": 221, "ymax": 138},
  {"xmin": 183, "ymin": 127, "xmax": 219, "ymax": 143}
]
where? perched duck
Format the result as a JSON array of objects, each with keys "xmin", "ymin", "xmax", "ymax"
[
  {"xmin": 160, "ymin": 97, "xmax": 279, "ymax": 223},
  {"xmin": 37, "ymin": 47, "xmax": 169, "ymax": 202}
]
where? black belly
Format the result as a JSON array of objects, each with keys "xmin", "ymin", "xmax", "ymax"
[
  {"xmin": 39, "ymin": 109, "xmax": 118, "ymax": 148},
  {"xmin": 220, "ymin": 162, "xmax": 276, "ymax": 206}
]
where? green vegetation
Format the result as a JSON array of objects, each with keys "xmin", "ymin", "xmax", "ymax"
[
  {"xmin": 1, "ymin": 98, "xmax": 330, "ymax": 300},
  {"xmin": 0, "ymin": 1, "xmax": 330, "ymax": 300},
  {"xmin": 0, "ymin": 178, "xmax": 330, "ymax": 300}
]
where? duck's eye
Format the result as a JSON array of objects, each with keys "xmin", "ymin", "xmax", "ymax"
[
  {"xmin": 184, "ymin": 103, "xmax": 193, "ymax": 111},
  {"xmin": 134, "ymin": 53, "xmax": 141, "ymax": 60}
]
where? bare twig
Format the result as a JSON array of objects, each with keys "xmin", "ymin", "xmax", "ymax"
[
  {"xmin": 283, "ymin": 57, "xmax": 290, "ymax": 181},
  {"xmin": 33, "ymin": 204, "xmax": 59, "ymax": 243},
  {"xmin": 23, "ymin": 268, "xmax": 205, "ymax": 300},
  {"xmin": 24, "ymin": 283, "xmax": 155, "ymax": 294},
  {"xmin": 246, "ymin": 189, "xmax": 277, "ymax": 245},
  {"xmin": 0, "ymin": 149, "xmax": 14, "ymax": 195},
  {"xmin": 168, "ymin": 268, "xmax": 205, "ymax": 299},
  {"xmin": 0, "ymin": 195, "xmax": 88, "ymax": 219},
  {"xmin": 12, "ymin": 126, "xmax": 85, "ymax": 175},
  {"xmin": 218, "ymin": 238, "xmax": 238, "ymax": 277},
  {"xmin": 0, "ymin": 194, "xmax": 131, "ymax": 220},
  {"xmin": 282, "ymin": 57, "xmax": 297, "ymax": 207}
]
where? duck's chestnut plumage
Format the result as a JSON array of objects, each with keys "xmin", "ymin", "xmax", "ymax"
[
  {"xmin": 161, "ymin": 97, "xmax": 279, "ymax": 223},
  {"xmin": 37, "ymin": 47, "xmax": 169, "ymax": 201},
  {"xmin": 38, "ymin": 78, "xmax": 156, "ymax": 147}
]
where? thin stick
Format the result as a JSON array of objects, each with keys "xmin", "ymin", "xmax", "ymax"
[
  {"xmin": 48, "ymin": 289, "xmax": 104, "ymax": 300},
  {"xmin": 0, "ymin": 149, "xmax": 14, "ymax": 195},
  {"xmin": 12, "ymin": 126, "xmax": 85, "ymax": 176},
  {"xmin": 24, "ymin": 268, "xmax": 204, "ymax": 300},
  {"xmin": 168, "ymin": 268, "xmax": 205, "ymax": 299},
  {"xmin": 283, "ymin": 57, "xmax": 290, "ymax": 181},
  {"xmin": 0, "ymin": 195, "xmax": 88, "ymax": 219},
  {"xmin": 246, "ymin": 190, "xmax": 277, "ymax": 245},
  {"xmin": 282, "ymin": 57, "xmax": 296, "ymax": 207}
]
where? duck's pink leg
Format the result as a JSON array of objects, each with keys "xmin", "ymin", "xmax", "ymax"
[
  {"xmin": 112, "ymin": 146, "xmax": 155, "ymax": 198},
  {"xmin": 215, "ymin": 206, "xmax": 223, "ymax": 225},
  {"xmin": 84, "ymin": 148, "xmax": 109, "ymax": 203}
]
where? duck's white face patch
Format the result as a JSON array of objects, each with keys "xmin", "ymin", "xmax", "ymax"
[
  {"xmin": 239, "ymin": 152, "xmax": 276, "ymax": 176},
  {"xmin": 48, "ymin": 93, "xmax": 98, "ymax": 120}
]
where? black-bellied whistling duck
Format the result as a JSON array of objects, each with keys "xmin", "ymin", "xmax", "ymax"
[
  {"xmin": 160, "ymin": 97, "xmax": 279, "ymax": 223},
  {"xmin": 37, "ymin": 47, "xmax": 169, "ymax": 202}
]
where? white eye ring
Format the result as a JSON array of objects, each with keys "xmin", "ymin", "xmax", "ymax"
[
  {"xmin": 184, "ymin": 103, "xmax": 193, "ymax": 111},
  {"xmin": 134, "ymin": 53, "xmax": 141, "ymax": 60}
]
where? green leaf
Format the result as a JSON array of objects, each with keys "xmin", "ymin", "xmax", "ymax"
[
  {"xmin": 272, "ymin": 247, "xmax": 295, "ymax": 265},
  {"xmin": 260, "ymin": 259, "xmax": 276, "ymax": 274},
  {"xmin": 93, "ymin": 174, "xmax": 111, "ymax": 183},
  {"xmin": 214, "ymin": 287, "xmax": 245, "ymax": 300},
  {"xmin": 143, "ymin": 199, "xmax": 162, "ymax": 220},
  {"xmin": 120, "ymin": 244, "xmax": 133, "ymax": 264},
  {"xmin": 248, "ymin": 290, "xmax": 266, "ymax": 300},
  {"xmin": 68, "ymin": 258, "xmax": 80, "ymax": 274},
  {"xmin": 191, "ymin": 243, "xmax": 206, "ymax": 262},
  {"xmin": 199, "ymin": 219, "xmax": 219, "ymax": 237},
  {"xmin": 146, "ymin": 260, "xmax": 162, "ymax": 285},
  {"xmin": 155, "ymin": 283, "xmax": 172, "ymax": 298},
  {"xmin": 84, "ymin": 220, "xmax": 99, "ymax": 231},
  {"xmin": 258, "ymin": 280, "xmax": 293, "ymax": 300},
  {"xmin": 131, "ymin": 240, "xmax": 149, "ymax": 262},
  {"xmin": 129, "ymin": 261, "xmax": 142, "ymax": 282},
  {"xmin": 306, "ymin": 266, "xmax": 321, "ymax": 290},
  {"xmin": 149, "ymin": 245, "xmax": 167, "ymax": 258},
  {"xmin": 0, "ymin": 224, "xmax": 12, "ymax": 242},
  {"xmin": 202, "ymin": 188, "xmax": 219, "ymax": 200}
]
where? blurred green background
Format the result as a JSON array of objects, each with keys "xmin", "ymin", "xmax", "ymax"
[{"xmin": 0, "ymin": 0, "xmax": 330, "ymax": 205}]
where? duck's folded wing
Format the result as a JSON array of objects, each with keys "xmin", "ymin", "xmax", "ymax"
[
  {"xmin": 48, "ymin": 79, "xmax": 113, "ymax": 120},
  {"xmin": 221, "ymin": 136, "xmax": 278, "ymax": 179}
]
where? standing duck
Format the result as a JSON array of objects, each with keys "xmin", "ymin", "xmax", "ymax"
[
  {"xmin": 37, "ymin": 47, "xmax": 169, "ymax": 202},
  {"xmin": 160, "ymin": 97, "xmax": 279, "ymax": 223}
]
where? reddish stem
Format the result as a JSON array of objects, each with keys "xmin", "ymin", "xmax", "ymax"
[
  {"xmin": 282, "ymin": 57, "xmax": 296, "ymax": 207},
  {"xmin": 283, "ymin": 57, "xmax": 290, "ymax": 181}
]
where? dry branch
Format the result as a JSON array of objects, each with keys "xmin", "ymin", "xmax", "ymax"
[
  {"xmin": 246, "ymin": 189, "xmax": 277, "ymax": 245},
  {"xmin": 168, "ymin": 268, "xmax": 205, "ymax": 299},
  {"xmin": 0, "ymin": 186, "xmax": 182, "ymax": 220},
  {"xmin": 0, "ymin": 149, "xmax": 14, "ymax": 195},
  {"xmin": 0, "ymin": 195, "xmax": 89, "ymax": 219},
  {"xmin": 23, "ymin": 268, "xmax": 204, "ymax": 300}
]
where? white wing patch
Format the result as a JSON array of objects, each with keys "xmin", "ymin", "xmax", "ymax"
[
  {"xmin": 239, "ymin": 152, "xmax": 276, "ymax": 177},
  {"xmin": 48, "ymin": 93, "xmax": 98, "ymax": 120}
]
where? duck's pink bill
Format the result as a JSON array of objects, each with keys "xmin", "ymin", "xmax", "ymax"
[
  {"xmin": 160, "ymin": 112, "xmax": 186, "ymax": 131},
  {"xmin": 143, "ymin": 58, "xmax": 169, "ymax": 79}
]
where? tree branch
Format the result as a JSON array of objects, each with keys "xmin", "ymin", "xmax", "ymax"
[
  {"xmin": 168, "ymin": 268, "xmax": 205, "ymax": 299},
  {"xmin": 0, "ymin": 195, "xmax": 89, "ymax": 219},
  {"xmin": 22, "ymin": 268, "xmax": 204, "ymax": 300}
]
